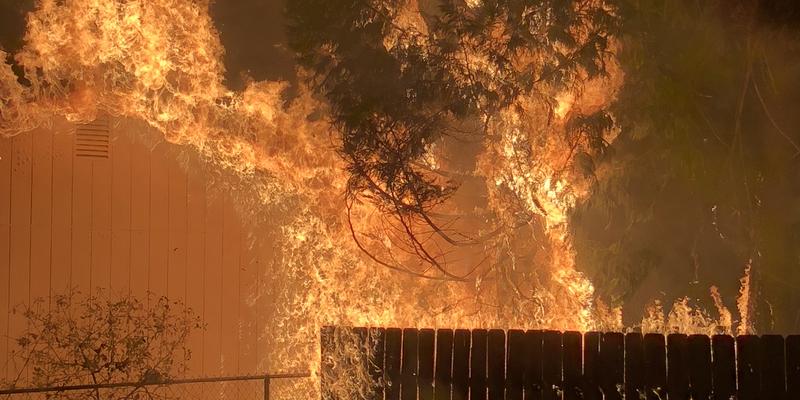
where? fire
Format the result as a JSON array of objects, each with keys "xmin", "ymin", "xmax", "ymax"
[
  {"xmin": 737, "ymin": 262, "xmax": 753, "ymax": 335},
  {"xmin": 554, "ymin": 92, "xmax": 575, "ymax": 120},
  {"xmin": 640, "ymin": 267, "xmax": 752, "ymax": 336},
  {"xmin": 0, "ymin": 1, "xmax": 758, "ymax": 398}
]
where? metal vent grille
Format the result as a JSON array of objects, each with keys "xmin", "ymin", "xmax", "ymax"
[{"xmin": 74, "ymin": 117, "xmax": 111, "ymax": 159}]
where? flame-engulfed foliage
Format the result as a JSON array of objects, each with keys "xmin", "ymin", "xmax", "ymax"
[{"xmin": 287, "ymin": 0, "xmax": 618, "ymax": 278}]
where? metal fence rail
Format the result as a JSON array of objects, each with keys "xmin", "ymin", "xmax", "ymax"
[{"xmin": 0, "ymin": 372, "xmax": 311, "ymax": 400}]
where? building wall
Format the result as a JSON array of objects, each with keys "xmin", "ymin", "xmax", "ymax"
[{"xmin": 0, "ymin": 118, "xmax": 277, "ymax": 381}]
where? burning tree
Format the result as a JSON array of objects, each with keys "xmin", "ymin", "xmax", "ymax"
[
  {"xmin": 2, "ymin": 291, "xmax": 203, "ymax": 400},
  {"xmin": 287, "ymin": 0, "xmax": 619, "ymax": 281}
]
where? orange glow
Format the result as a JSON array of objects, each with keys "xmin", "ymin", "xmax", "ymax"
[{"xmin": 0, "ymin": 1, "xmax": 757, "ymax": 398}]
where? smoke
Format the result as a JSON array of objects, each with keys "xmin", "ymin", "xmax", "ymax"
[{"xmin": 572, "ymin": 0, "xmax": 800, "ymax": 333}]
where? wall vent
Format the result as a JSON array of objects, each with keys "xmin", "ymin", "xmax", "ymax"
[{"xmin": 74, "ymin": 117, "xmax": 111, "ymax": 159}]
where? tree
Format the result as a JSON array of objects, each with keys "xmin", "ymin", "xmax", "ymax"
[
  {"xmin": 2, "ymin": 291, "xmax": 203, "ymax": 400},
  {"xmin": 286, "ymin": 0, "xmax": 618, "ymax": 278}
]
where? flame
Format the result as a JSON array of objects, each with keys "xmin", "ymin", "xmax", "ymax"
[
  {"xmin": 554, "ymin": 92, "xmax": 575, "ymax": 119},
  {"xmin": 640, "ymin": 267, "xmax": 752, "ymax": 336},
  {"xmin": 737, "ymin": 262, "xmax": 753, "ymax": 335},
  {"xmin": 0, "ymin": 1, "xmax": 758, "ymax": 398},
  {"xmin": 711, "ymin": 286, "xmax": 734, "ymax": 333}
]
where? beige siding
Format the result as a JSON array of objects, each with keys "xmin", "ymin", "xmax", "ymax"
[
  {"xmin": 50, "ymin": 129, "xmax": 73, "ymax": 297},
  {"xmin": 9, "ymin": 132, "xmax": 32, "ymax": 381},
  {"xmin": 203, "ymin": 191, "xmax": 224, "ymax": 376},
  {"xmin": 110, "ymin": 130, "xmax": 132, "ymax": 295},
  {"xmin": 186, "ymin": 165, "xmax": 207, "ymax": 375},
  {"xmin": 0, "ymin": 137, "xmax": 11, "ymax": 381},
  {"xmin": 0, "ymin": 121, "xmax": 274, "ymax": 380},
  {"xmin": 30, "ymin": 130, "xmax": 52, "ymax": 303}
]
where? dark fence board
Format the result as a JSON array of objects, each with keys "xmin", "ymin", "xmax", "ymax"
[
  {"xmin": 401, "ymin": 328, "xmax": 419, "ymax": 400},
  {"xmin": 600, "ymin": 332, "xmax": 624, "ymax": 400},
  {"xmin": 667, "ymin": 334, "xmax": 689, "ymax": 400},
  {"xmin": 542, "ymin": 331, "xmax": 562, "ymax": 400},
  {"xmin": 321, "ymin": 327, "xmax": 800, "ymax": 400},
  {"xmin": 434, "ymin": 329, "xmax": 454, "ymax": 400},
  {"xmin": 787, "ymin": 335, "xmax": 800, "ymax": 398},
  {"xmin": 369, "ymin": 328, "xmax": 386, "ymax": 400},
  {"xmin": 385, "ymin": 328, "xmax": 403, "ymax": 400},
  {"xmin": 506, "ymin": 330, "xmax": 526, "ymax": 400},
  {"xmin": 643, "ymin": 333, "xmax": 666, "ymax": 400},
  {"xmin": 471, "ymin": 329, "xmax": 488, "ymax": 400},
  {"xmin": 418, "ymin": 329, "xmax": 435, "ymax": 400},
  {"xmin": 711, "ymin": 334, "xmax": 736, "ymax": 400},
  {"xmin": 625, "ymin": 333, "xmax": 644, "ymax": 400},
  {"xmin": 452, "ymin": 329, "xmax": 471, "ymax": 400},
  {"xmin": 488, "ymin": 329, "xmax": 506, "ymax": 400},
  {"xmin": 687, "ymin": 334, "xmax": 711, "ymax": 400},
  {"xmin": 736, "ymin": 335, "xmax": 761, "ymax": 400},
  {"xmin": 582, "ymin": 332, "xmax": 602, "ymax": 400},
  {"xmin": 563, "ymin": 331, "xmax": 582, "ymax": 400},
  {"xmin": 762, "ymin": 334, "xmax": 786, "ymax": 400},
  {"xmin": 524, "ymin": 330, "xmax": 545, "ymax": 400}
]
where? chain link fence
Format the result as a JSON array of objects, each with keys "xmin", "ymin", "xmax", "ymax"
[{"xmin": 0, "ymin": 373, "xmax": 313, "ymax": 400}]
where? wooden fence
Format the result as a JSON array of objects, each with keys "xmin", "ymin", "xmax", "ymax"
[{"xmin": 320, "ymin": 326, "xmax": 800, "ymax": 400}]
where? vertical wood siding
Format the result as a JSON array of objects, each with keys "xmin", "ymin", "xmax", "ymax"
[{"xmin": 0, "ymin": 121, "xmax": 280, "ymax": 379}]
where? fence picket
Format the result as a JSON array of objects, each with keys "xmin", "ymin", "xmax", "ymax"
[
  {"xmin": 625, "ymin": 333, "xmax": 644, "ymax": 400},
  {"xmin": 562, "ymin": 331, "xmax": 582, "ymax": 400},
  {"xmin": 687, "ymin": 334, "xmax": 711, "ymax": 400},
  {"xmin": 643, "ymin": 333, "xmax": 666, "ymax": 400},
  {"xmin": 786, "ymin": 335, "xmax": 800, "ymax": 398},
  {"xmin": 541, "ymin": 331, "xmax": 562, "ymax": 400},
  {"xmin": 711, "ymin": 334, "xmax": 736, "ymax": 400},
  {"xmin": 401, "ymin": 329, "xmax": 419, "ymax": 400},
  {"xmin": 524, "ymin": 330, "xmax": 544, "ymax": 400},
  {"xmin": 762, "ymin": 334, "xmax": 786, "ymax": 400},
  {"xmin": 600, "ymin": 332, "xmax": 624, "ymax": 400},
  {"xmin": 667, "ymin": 334, "xmax": 690, "ymax": 400},
  {"xmin": 318, "ymin": 327, "xmax": 800, "ymax": 400},
  {"xmin": 434, "ymin": 329, "xmax": 454, "ymax": 400},
  {"xmin": 385, "ymin": 328, "xmax": 403, "ymax": 400},
  {"xmin": 470, "ymin": 330, "xmax": 488, "ymax": 400},
  {"xmin": 452, "ymin": 329, "xmax": 470, "ymax": 400},
  {"xmin": 369, "ymin": 328, "xmax": 386, "ymax": 400},
  {"xmin": 506, "ymin": 330, "xmax": 526, "ymax": 400},
  {"xmin": 582, "ymin": 332, "xmax": 602, "ymax": 400}
]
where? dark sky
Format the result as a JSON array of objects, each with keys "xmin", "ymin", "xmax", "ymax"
[
  {"xmin": 0, "ymin": 0, "xmax": 32, "ymax": 55},
  {"xmin": 209, "ymin": 0, "xmax": 296, "ymax": 89}
]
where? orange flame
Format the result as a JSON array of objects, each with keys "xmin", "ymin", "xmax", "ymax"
[{"xmin": 0, "ymin": 1, "xmax": 758, "ymax": 397}]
